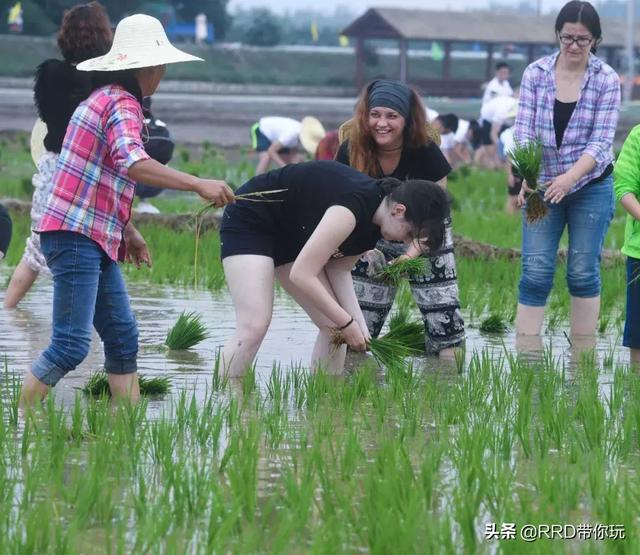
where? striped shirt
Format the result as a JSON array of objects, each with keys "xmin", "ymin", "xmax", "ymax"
[
  {"xmin": 38, "ymin": 85, "xmax": 150, "ymax": 261},
  {"xmin": 514, "ymin": 52, "xmax": 620, "ymax": 194}
]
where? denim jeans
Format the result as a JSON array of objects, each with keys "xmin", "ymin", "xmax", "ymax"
[
  {"xmin": 623, "ymin": 257, "xmax": 640, "ymax": 350},
  {"xmin": 518, "ymin": 175, "xmax": 615, "ymax": 307},
  {"xmin": 32, "ymin": 231, "xmax": 138, "ymax": 386}
]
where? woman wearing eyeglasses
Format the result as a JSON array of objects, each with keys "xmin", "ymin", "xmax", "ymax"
[{"xmin": 514, "ymin": 1, "xmax": 620, "ymax": 344}]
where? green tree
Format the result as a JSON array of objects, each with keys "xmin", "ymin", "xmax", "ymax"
[
  {"xmin": 172, "ymin": 0, "xmax": 231, "ymax": 39},
  {"xmin": 242, "ymin": 8, "xmax": 281, "ymax": 47}
]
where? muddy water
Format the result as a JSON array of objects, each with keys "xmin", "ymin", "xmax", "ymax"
[{"xmin": 0, "ymin": 268, "xmax": 630, "ymax": 408}]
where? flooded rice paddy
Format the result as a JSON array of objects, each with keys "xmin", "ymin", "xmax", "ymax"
[{"xmin": 1, "ymin": 269, "xmax": 639, "ymax": 553}]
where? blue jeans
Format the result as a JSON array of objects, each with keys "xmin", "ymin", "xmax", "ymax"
[
  {"xmin": 32, "ymin": 231, "xmax": 138, "ymax": 386},
  {"xmin": 623, "ymin": 257, "xmax": 640, "ymax": 350},
  {"xmin": 518, "ymin": 175, "xmax": 615, "ymax": 307}
]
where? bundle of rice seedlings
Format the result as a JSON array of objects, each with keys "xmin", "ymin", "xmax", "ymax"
[
  {"xmin": 165, "ymin": 311, "xmax": 209, "ymax": 350},
  {"xmin": 82, "ymin": 372, "xmax": 171, "ymax": 397},
  {"xmin": 382, "ymin": 321, "xmax": 425, "ymax": 353},
  {"xmin": 330, "ymin": 325, "xmax": 421, "ymax": 368},
  {"xmin": 375, "ymin": 257, "xmax": 427, "ymax": 285},
  {"xmin": 509, "ymin": 139, "xmax": 547, "ymax": 222},
  {"xmin": 479, "ymin": 314, "xmax": 508, "ymax": 334}
]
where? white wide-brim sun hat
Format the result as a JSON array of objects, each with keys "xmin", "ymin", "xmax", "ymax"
[
  {"xmin": 77, "ymin": 14, "xmax": 203, "ymax": 72},
  {"xmin": 299, "ymin": 116, "xmax": 326, "ymax": 157}
]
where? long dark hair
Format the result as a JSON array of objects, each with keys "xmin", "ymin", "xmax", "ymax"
[
  {"xmin": 90, "ymin": 69, "xmax": 143, "ymax": 105},
  {"xmin": 380, "ymin": 177, "xmax": 449, "ymax": 252},
  {"xmin": 555, "ymin": 1, "xmax": 602, "ymax": 54}
]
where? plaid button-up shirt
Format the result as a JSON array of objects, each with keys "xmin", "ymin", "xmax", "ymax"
[
  {"xmin": 514, "ymin": 52, "xmax": 620, "ymax": 193},
  {"xmin": 38, "ymin": 85, "xmax": 150, "ymax": 261}
]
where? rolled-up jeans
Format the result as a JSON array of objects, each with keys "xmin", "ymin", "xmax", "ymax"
[
  {"xmin": 31, "ymin": 230, "xmax": 138, "ymax": 386},
  {"xmin": 518, "ymin": 174, "xmax": 615, "ymax": 307}
]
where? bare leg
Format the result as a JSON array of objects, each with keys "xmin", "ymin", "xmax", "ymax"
[
  {"xmin": 255, "ymin": 152, "xmax": 271, "ymax": 175},
  {"xmin": 222, "ymin": 255, "xmax": 275, "ymax": 377},
  {"xmin": 4, "ymin": 261, "xmax": 39, "ymax": 308},
  {"xmin": 20, "ymin": 370, "xmax": 49, "ymax": 407},
  {"xmin": 515, "ymin": 303, "xmax": 545, "ymax": 336},
  {"xmin": 631, "ymin": 349, "xmax": 640, "ymax": 369},
  {"xmin": 569, "ymin": 295, "xmax": 600, "ymax": 337},
  {"xmin": 505, "ymin": 195, "xmax": 518, "ymax": 215},
  {"xmin": 275, "ymin": 263, "xmax": 347, "ymax": 374},
  {"xmin": 108, "ymin": 373, "xmax": 140, "ymax": 402}
]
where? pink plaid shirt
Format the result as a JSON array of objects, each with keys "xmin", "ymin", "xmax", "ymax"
[
  {"xmin": 514, "ymin": 52, "xmax": 620, "ymax": 193},
  {"xmin": 38, "ymin": 85, "xmax": 150, "ymax": 261}
]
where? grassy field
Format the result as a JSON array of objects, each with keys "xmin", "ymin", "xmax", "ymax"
[{"xmin": 0, "ymin": 34, "xmax": 526, "ymax": 87}]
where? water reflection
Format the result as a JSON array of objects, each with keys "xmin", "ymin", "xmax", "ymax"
[{"xmin": 0, "ymin": 267, "xmax": 631, "ymax": 411}]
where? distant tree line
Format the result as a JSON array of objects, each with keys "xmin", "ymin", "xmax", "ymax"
[{"xmin": 0, "ymin": 0, "xmax": 231, "ymax": 38}]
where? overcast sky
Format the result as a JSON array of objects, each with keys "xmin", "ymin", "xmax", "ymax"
[{"xmin": 227, "ymin": 0, "xmax": 568, "ymax": 15}]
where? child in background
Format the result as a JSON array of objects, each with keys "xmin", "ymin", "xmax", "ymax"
[
  {"xmin": 613, "ymin": 125, "xmax": 640, "ymax": 368},
  {"xmin": 0, "ymin": 204, "xmax": 11, "ymax": 262}
]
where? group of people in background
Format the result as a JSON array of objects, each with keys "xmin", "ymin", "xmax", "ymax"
[{"xmin": 2, "ymin": 0, "xmax": 640, "ymax": 405}]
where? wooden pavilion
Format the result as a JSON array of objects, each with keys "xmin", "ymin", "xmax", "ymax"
[{"xmin": 341, "ymin": 7, "xmax": 637, "ymax": 96}]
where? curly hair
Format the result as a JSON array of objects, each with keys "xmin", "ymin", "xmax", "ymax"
[
  {"xmin": 347, "ymin": 81, "xmax": 439, "ymax": 177},
  {"xmin": 57, "ymin": 2, "xmax": 113, "ymax": 64}
]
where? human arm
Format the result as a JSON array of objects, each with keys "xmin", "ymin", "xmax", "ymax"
[
  {"xmin": 123, "ymin": 222, "xmax": 152, "ymax": 268},
  {"xmin": 266, "ymin": 141, "xmax": 289, "ymax": 168},
  {"xmin": 106, "ymin": 95, "xmax": 234, "ymax": 206},
  {"xmin": 545, "ymin": 72, "xmax": 620, "ymax": 203},
  {"xmin": 128, "ymin": 159, "xmax": 234, "ymax": 206},
  {"xmin": 289, "ymin": 205, "xmax": 367, "ymax": 350},
  {"xmin": 324, "ymin": 255, "xmax": 371, "ymax": 341}
]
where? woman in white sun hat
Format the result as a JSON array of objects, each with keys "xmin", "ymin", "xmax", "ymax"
[{"xmin": 21, "ymin": 14, "xmax": 235, "ymax": 406}]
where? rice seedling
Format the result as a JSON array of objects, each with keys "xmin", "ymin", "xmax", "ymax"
[
  {"xmin": 165, "ymin": 311, "xmax": 209, "ymax": 350},
  {"xmin": 82, "ymin": 372, "xmax": 171, "ymax": 396},
  {"xmin": 381, "ymin": 320, "xmax": 425, "ymax": 352},
  {"xmin": 479, "ymin": 313, "xmax": 508, "ymax": 334},
  {"xmin": 508, "ymin": 139, "xmax": 547, "ymax": 222},
  {"xmin": 374, "ymin": 257, "xmax": 428, "ymax": 285}
]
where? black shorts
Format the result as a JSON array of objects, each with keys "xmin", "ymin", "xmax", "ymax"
[{"xmin": 219, "ymin": 178, "xmax": 296, "ymax": 267}]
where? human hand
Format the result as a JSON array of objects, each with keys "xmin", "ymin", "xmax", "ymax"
[
  {"xmin": 516, "ymin": 179, "xmax": 535, "ymax": 208},
  {"xmin": 125, "ymin": 226, "xmax": 152, "ymax": 269},
  {"xmin": 340, "ymin": 318, "xmax": 367, "ymax": 352},
  {"xmin": 543, "ymin": 173, "xmax": 575, "ymax": 204},
  {"xmin": 196, "ymin": 179, "xmax": 235, "ymax": 207},
  {"xmin": 363, "ymin": 248, "xmax": 387, "ymax": 277}
]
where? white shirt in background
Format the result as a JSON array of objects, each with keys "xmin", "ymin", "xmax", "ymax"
[
  {"xmin": 258, "ymin": 117, "xmax": 302, "ymax": 148},
  {"xmin": 426, "ymin": 108, "xmax": 439, "ymax": 122},
  {"xmin": 480, "ymin": 96, "xmax": 518, "ymax": 125},
  {"xmin": 482, "ymin": 77, "xmax": 514, "ymax": 107},
  {"xmin": 454, "ymin": 118, "xmax": 470, "ymax": 144},
  {"xmin": 439, "ymin": 132, "xmax": 455, "ymax": 151},
  {"xmin": 500, "ymin": 127, "xmax": 516, "ymax": 157}
]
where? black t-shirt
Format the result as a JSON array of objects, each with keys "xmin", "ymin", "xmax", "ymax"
[
  {"xmin": 33, "ymin": 59, "xmax": 94, "ymax": 154},
  {"xmin": 553, "ymin": 99, "xmax": 577, "ymax": 149},
  {"xmin": 221, "ymin": 161, "xmax": 384, "ymax": 264},
  {"xmin": 335, "ymin": 139, "xmax": 451, "ymax": 181}
]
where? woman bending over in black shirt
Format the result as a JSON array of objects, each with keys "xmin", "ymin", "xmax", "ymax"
[{"xmin": 219, "ymin": 160, "xmax": 449, "ymax": 376}]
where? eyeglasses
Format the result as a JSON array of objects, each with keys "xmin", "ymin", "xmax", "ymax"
[{"xmin": 558, "ymin": 34, "xmax": 593, "ymax": 47}]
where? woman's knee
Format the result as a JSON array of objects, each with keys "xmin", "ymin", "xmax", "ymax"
[
  {"xmin": 567, "ymin": 258, "xmax": 601, "ymax": 298},
  {"xmin": 519, "ymin": 262, "xmax": 555, "ymax": 306},
  {"xmin": 236, "ymin": 316, "xmax": 271, "ymax": 346}
]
